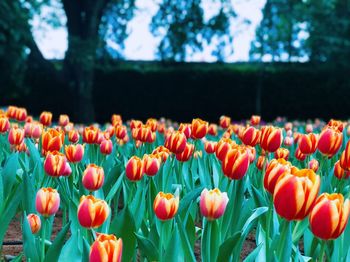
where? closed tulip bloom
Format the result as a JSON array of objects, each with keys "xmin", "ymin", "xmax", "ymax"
[
  {"xmin": 309, "ymin": 193, "xmax": 350, "ymax": 240},
  {"xmin": 115, "ymin": 125, "xmax": 127, "ymax": 139},
  {"xmin": 132, "ymin": 126, "xmax": 155, "ymax": 143},
  {"xmin": 100, "ymin": 139, "xmax": 113, "ymax": 155},
  {"xmin": 327, "ymin": 119, "xmax": 344, "ymax": 132},
  {"xmin": 208, "ymin": 124, "xmax": 218, "ymax": 136},
  {"xmin": 0, "ymin": 116, "xmax": 10, "ymax": 133},
  {"xmin": 68, "ymin": 129, "xmax": 80, "ymax": 143},
  {"xmin": 273, "ymin": 169, "xmax": 320, "ymax": 221},
  {"xmin": 295, "ymin": 147, "xmax": 306, "ymax": 161},
  {"xmin": 125, "ymin": 156, "xmax": 144, "ymax": 181},
  {"xmin": 6, "ymin": 106, "xmax": 17, "ymax": 119},
  {"xmin": 146, "ymin": 118, "xmax": 158, "ymax": 132},
  {"xmin": 284, "ymin": 136, "xmax": 293, "ymax": 147},
  {"xmin": 16, "ymin": 107, "xmax": 27, "ymax": 122},
  {"xmin": 222, "ymin": 147, "xmax": 250, "ymax": 180},
  {"xmin": 308, "ymin": 159, "xmax": 319, "ymax": 172},
  {"xmin": 27, "ymin": 214, "xmax": 41, "ymax": 234},
  {"xmin": 41, "ymin": 128, "xmax": 64, "ymax": 155},
  {"xmin": 334, "ymin": 160, "xmax": 350, "ymax": 179},
  {"xmin": 143, "ymin": 154, "xmax": 161, "ymax": 176},
  {"xmin": 191, "ymin": 118, "xmax": 208, "ymax": 139},
  {"xmin": 164, "ymin": 131, "xmax": 187, "ymax": 154},
  {"xmin": 111, "ymin": 114, "xmax": 123, "ymax": 126},
  {"xmin": 284, "ymin": 122, "xmax": 293, "ymax": 131},
  {"xmin": 90, "ymin": 234, "xmax": 123, "ymax": 262},
  {"xmin": 219, "ymin": 115, "xmax": 231, "ymax": 129},
  {"xmin": 39, "ymin": 111, "xmax": 53, "ymax": 127},
  {"xmin": 152, "ymin": 146, "xmax": 171, "ymax": 162},
  {"xmin": 44, "ymin": 151, "xmax": 72, "ymax": 177},
  {"xmin": 260, "ymin": 126, "xmax": 283, "ymax": 152},
  {"xmin": 318, "ymin": 127, "xmax": 343, "ymax": 158},
  {"xmin": 58, "ymin": 114, "xmax": 69, "ymax": 127},
  {"xmin": 204, "ymin": 141, "xmax": 217, "ymax": 154},
  {"xmin": 8, "ymin": 127, "xmax": 24, "ymax": 145},
  {"xmin": 36, "ymin": 187, "xmax": 60, "ymax": 217},
  {"xmin": 83, "ymin": 126, "xmax": 100, "ymax": 144},
  {"xmin": 274, "ymin": 148, "xmax": 289, "ymax": 160},
  {"xmin": 340, "ymin": 140, "xmax": 350, "ymax": 171},
  {"xmin": 82, "ymin": 164, "xmax": 105, "ymax": 191},
  {"xmin": 24, "ymin": 122, "xmax": 43, "ymax": 139},
  {"xmin": 65, "ymin": 144, "xmax": 84, "ymax": 163},
  {"xmin": 176, "ymin": 143, "xmax": 195, "ymax": 162},
  {"xmin": 250, "ymin": 115, "xmax": 261, "ymax": 126},
  {"xmin": 153, "ymin": 192, "xmax": 179, "ymax": 220},
  {"xmin": 239, "ymin": 126, "xmax": 260, "ymax": 147},
  {"xmin": 306, "ymin": 124, "xmax": 313, "ymax": 133},
  {"xmin": 78, "ymin": 195, "xmax": 110, "ymax": 228},
  {"xmin": 298, "ymin": 133, "xmax": 318, "ymax": 155},
  {"xmin": 200, "ymin": 188, "xmax": 229, "ymax": 220},
  {"xmin": 215, "ymin": 138, "xmax": 236, "ymax": 162},
  {"xmin": 256, "ymin": 155, "xmax": 266, "ymax": 170},
  {"xmin": 130, "ymin": 119, "xmax": 142, "ymax": 130},
  {"xmin": 264, "ymin": 158, "xmax": 292, "ymax": 195}
]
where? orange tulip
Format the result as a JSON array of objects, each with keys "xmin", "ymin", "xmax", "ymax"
[
  {"xmin": 200, "ymin": 188, "xmax": 229, "ymax": 220},
  {"xmin": 130, "ymin": 119, "xmax": 142, "ymax": 130},
  {"xmin": 340, "ymin": 140, "xmax": 350, "ymax": 171},
  {"xmin": 65, "ymin": 144, "xmax": 84, "ymax": 163},
  {"xmin": 295, "ymin": 147, "xmax": 306, "ymax": 161},
  {"xmin": 327, "ymin": 119, "xmax": 344, "ymax": 132},
  {"xmin": 222, "ymin": 146, "xmax": 250, "ymax": 180},
  {"xmin": 111, "ymin": 114, "xmax": 123, "ymax": 126},
  {"xmin": 176, "ymin": 143, "xmax": 194, "ymax": 162},
  {"xmin": 146, "ymin": 118, "xmax": 158, "ymax": 132},
  {"xmin": 334, "ymin": 160, "xmax": 350, "ymax": 179},
  {"xmin": 153, "ymin": 192, "xmax": 179, "ymax": 220},
  {"xmin": 15, "ymin": 107, "xmax": 27, "ymax": 122},
  {"xmin": 8, "ymin": 127, "xmax": 24, "ymax": 145},
  {"xmin": 36, "ymin": 187, "xmax": 60, "ymax": 217},
  {"xmin": 152, "ymin": 146, "xmax": 171, "ymax": 162},
  {"xmin": 68, "ymin": 129, "xmax": 80, "ymax": 143},
  {"xmin": 264, "ymin": 158, "xmax": 293, "ymax": 195},
  {"xmin": 298, "ymin": 133, "xmax": 318, "ymax": 155},
  {"xmin": 317, "ymin": 127, "xmax": 343, "ymax": 158},
  {"xmin": 77, "ymin": 195, "xmax": 110, "ymax": 228},
  {"xmin": 100, "ymin": 139, "xmax": 113, "ymax": 155},
  {"xmin": 239, "ymin": 126, "xmax": 260, "ymax": 147},
  {"xmin": 250, "ymin": 115, "xmax": 261, "ymax": 126},
  {"xmin": 208, "ymin": 124, "xmax": 218, "ymax": 136},
  {"xmin": 204, "ymin": 141, "xmax": 217, "ymax": 154},
  {"xmin": 274, "ymin": 148, "xmax": 289, "ymax": 160},
  {"xmin": 125, "ymin": 156, "xmax": 144, "ymax": 181},
  {"xmin": 273, "ymin": 169, "xmax": 320, "ymax": 220},
  {"xmin": 90, "ymin": 234, "xmax": 123, "ymax": 262},
  {"xmin": 0, "ymin": 116, "xmax": 10, "ymax": 133},
  {"xmin": 143, "ymin": 154, "xmax": 161, "ymax": 176},
  {"xmin": 256, "ymin": 155, "xmax": 266, "ymax": 170},
  {"xmin": 132, "ymin": 126, "xmax": 155, "ymax": 143},
  {"xmin": 164, "ymin": 131, "xmax": 187, "ymax": 154},
  {"xmin": 115, "ymin": 125, "xmax": 127, "ymax": 140},
  {"xmin": 27, "ymin": 214, "xmax": 41, "ymax": 234},
  {"xmin": 260, "ymin": 126, "xmax": 283, "ymax": 153},
  {"xmin": 309, "ymin": 193, "xmax": 350, "ymax": 240},
  {"xmin": 41, "ymin": 128, "xmax": 64, "ymax": 155},
  {"xmin": 219, "ymin": 115, "xmax": 231, "ymax": 129},
  {"xmin": 39, "ymin": 111, "xmax": 53, "ymax": 127},
  {"xmin": 44, "ymin": 151, "xmax": 71, "ymax": 177},
  {"xmin": 215, "ymin": 138, "xmax": 236, "ymax": 162},
  {"xmin": 191, "ymin": 118, "xmax": 208, "ymax": 139},
  {"xmin": 82, "ymin": 164, "xmax": 105, "ymax": 191},
  {"xmin": 83, "ymin": 126, "xmax": 100, "ymax": 144}
]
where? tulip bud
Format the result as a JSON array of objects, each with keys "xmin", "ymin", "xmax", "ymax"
[
  {"xmin": 16, "ymin": 107, "xmax": 27, "ymax": 122},
  {"xmin": 176, "ymin": 143, "xmax": 194, "ymax": 162},
  {"xmin": 115, "ymin": 125, "xmax": 127, "ymax": 140},
  {"xmin": 200, "ymin": 188, "xmax": 229, "ymax": 220},
  {"xmin": 83, "ymin": 126, "xmax": 100, "ymax": 144},
  {"xmin": 41, "ymin": 128, "xmax": 64, "ymax": 155},
  {"xmin": 309, "ymin": 193, "xmax": 350, "ymax": 240},
  {"xmin": 82, "ymin": 164, "xmax": 105, "ymax": 191},
  {"xmin": 24, "ymin": 122, "xmax": 43, "ymax": 139},
  {"xmin": 298, "ymin": 133, "xmax": 318, "ymax": 155},
  {"xmin": 250, "ymin": 115, "xmax": 261, "ymax": 126},
  {"xmin": 219, "ymin": 116, "xmax": 231, "ymax": 129},
  {"xmin": 68, "ymin": 129, "xmax": 80, "ymax": 143},
  {"xmin": 264, "ymin": 158, "xmax": 292, "ymax": 195},
  {"xmin": 295, "ymin": 147, "xmax": 306, "ymax": 161},
  {"xmin": 204, "ymin": 141, "xmax": 217, "ymax": 154},
  {"xmin": 334, "ymin": 160, "xmax": 350, "ymax": 179},
  {"xmin": 125, "ymin": 156, "xmax": 144, "ymax": 181},
  {"xmin": 256, "ymin": 155, "xmax": 266, "ymax": 170},
  {"xmin": 36, "ymin": 187, "xmax": 60, "ymax": 217},
  {"xmin": 283, "ymin": 136, "xmax": 293, "ymax": 147},
  {"xmin": 44, "ymin": 151, "xmax": 72, "ymax": 177},
  {"xmin": 306, "ymin": 124, "xmax": 313, "ymax": 133},
  {"xmin": 318, "ymin": 127, "xmax": 343, "ymax": 158},
  {"xmin": 164, "ymin": 131, "xmax": 187, "ymax": 154},
  {"xmin": 239, "ymin": 126, "xmax": 260, "ymax": 147},
  {"xmin": 274, "ymin": 169, "xmax": 320, "ymax": 220},
  {"xmin": 90, "ymin": 234, "xmax": 123, "ymax": 262},
  {"xmin": 111, "ymin": 114, "xmax": 123, "ymax": 126},
  {"xmin": 0, "ymin": 116, "xmax": 10, "ymax": 133},
  {"xmin": 130, "ymin": 119, "xmax": 142, "ymax": 130},
  {"xmin": 39, "ymin": 111, "xmax": 52, "ymax": 127},
  {"xmin": 308, "ymin": 159, "xmax": 319, "ymax": 172},
  {"xmin": 77, "ymin": 195, "xmax": 110, "ymax": 228},
  {"xmin": 208, "ymin": 124, "xmax": 218, "ymax": 136},
  {"xmin": 146, "ymin": 118, "xmax": 158, "ymax": 132},
  {"xmin": 215, "ymin": 138, "xmax": 236, "ymax": 162},
  {"xmin": 132, "ymin": 126, "xmax": 155, "ymax": 143},
  {"xmin": 191, "ymin": 118, "xmax": 208, "ymax": 139},
  {"xmin": 8, "ymin": 127, "xmax": 24, "ymax": 145},
  {"xmin": 27, "ymin": 214, "xmax": 41, "ymax": 234},
  {"xmin": 153, "ymin": 192, "xmax": 179, "ymax": 220},
  {"xmin": 58, "ymin": 114, "xmax": 69, "ymax": 127},
  {"xmin": 100, "ymin": 139, "xmax": 113, "ymax": 155},
  {"xmin": 222, "ymin": 147, "xmax": 250, "ymax": 180},
  {"xmin": 143, "ymin": 154, "xmax": 161, "ymax": 176},
  {"xmin": 274, "ymin": 148, "xmax": 289, "ymax": 160},
  {"xmin": 284, "ymin": 122, "xmax": 292, "ymax": 131},
  {"xmin": 260, "ymin": 126, "xmax": 283, "ymax": 152}
]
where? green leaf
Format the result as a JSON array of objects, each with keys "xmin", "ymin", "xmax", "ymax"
[
  {"xmin": 10, "ymin": 254, "xmax": 23, "ymax": 262},
  {"xmin": 135, "ymin": 233, "xmax": 159, "ymax": 261},
  {"xmin": 2, "ymin": 152, "xmax": 18, "ymax": 196},
  {"xmin": 22, "ymin": 169, "xmax": 36, "ymax": 213},
  {"xmin": 22, "ymin": 212, "xmax": 40, "ymax": 261},
  {"xmin": 164, "ymin": 224, "xmax": 184, "ymax": 261},
  {"xmin": 176, "ymin": 216, "xmax": 196, "ymax": 262},
  {"xmin": 59, "ymin": 230, "xmax": 83, "ymax": 262},
  {"xmin": 44, "ymin": 221, "xmax": 71, "ymax": 262},
  {"xmin": 82, "ymin": 237, "xmax": 91, "ymax": 262},
  {"xmin": 242, "ymin": 207, "xmax": 268, "ymax": 236},
  {"xmin": 178, "ymin": 186, "xmax": 204, "ymax": 215},
  {"xmin": 217, "ymin": 232, "xmax": 241, "ymax": 262},
  {"xmin": 244, "ymin": 243, "xmax": 263, "ymax": 262},
  {"xmin": 292, "ymin": 219, "xmax": 309, "ymax": 244},
  {"xmin": 105, "ymin": 171, "xmax": 124, "ymax": 202}
]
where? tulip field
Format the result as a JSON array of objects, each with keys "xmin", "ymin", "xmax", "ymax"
[{"xmin": 1, "ymin": 106, "xmax": 350, "ymax": 261}]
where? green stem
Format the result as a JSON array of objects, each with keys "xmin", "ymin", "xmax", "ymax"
[
  {"xmin": 277, "ymin": 220, "xmax": 291, "ymax": 260},
  {"xmin": 318, "ymin": 240, "xmax": 326, "ymax": 261},
  {"xmin": 159, "ymin": 221, "xmax": 164, "ymax": 262},
  {"xmin": 41, "ymin": 218, "xmax": 47, "ymax": 261},
  {"xmin": 265, "ymin": 201, "xmax": 273, "ymax": 261}
]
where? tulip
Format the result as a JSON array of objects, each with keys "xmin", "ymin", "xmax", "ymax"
[
  {"xmin": 90, "ymin": 234, "xmax": 123, "ymax": 262},
  {"xmin": 274, "ymin": 148, "xmax": 289, "ymax": 160},
  {"xmin": 200, "ymin": 188, "xmax": 229, "ymax": 220},
  {"xmin": 308, "ymin": 159, "xmax": 319, "ymax": 172},
  {"xmin": 77, "ymin": 195, "xmax": 110, "ymax": 228},
  {"xmin": 250, "ymin": 115, "xmax": 261, "ymax": 126},
  {"xmin": 219, "ymin": 115, "xmax": 231, "ymax": 129},
  {"xmin": 334, "ymin": 160, "xmax": 350, "ymax": 179},
  {"xmin": 83, "ymin": 126, "xmax": 100, "ymax": 144},
  {"xmin": 295, "ymin": 147, "xmax": 306, "ymax": 161},
  {"xmin": 6, "ymin": 106, "xmax": 17, "ymax": 119},
  {"xmin": 191, "ymin": 118, "xmax": 208, "ymax": 139},
  {"xmin": 15, "ymin": 107, "xmax": 27, "ymax": 122},
  {"xmin": 306, "ymin": 124, "xmax": 313, "ymax": 133},
  {"xmin": 208, "ymin": 124, "xmax": 218, "ymax": 136},
  {"xmin": 125, "ymin": 156, "xmax": 144, "ymax": 181},
  {"xmin": 264, "ymin": 158, "xmax": 293, "ymax": 195},
  {"xmin": 0, "ymin": 116, "xmax": 10, "ymax": 133},
  {"xmin": 82, "ymin": 164, "xmax": 105, "ymax": 191},
  {"xmin": 309, "ymin": 193, "xmax": 350, "ymax": 240},
  {"xmin": 100, "ymin": 139, "xmax": 113, "ymax": 155},
  {"xmin": 8, "ymin": 127, "xmax": 24, "ymax": 145},
  {"xmin": 44, "ymin": 151, "xmax": 72, "ymax": 177},
  {"xmin": 340, "ymin": 140, "xmax": 350, "ymax": 171},
  {"xmin": 204, "ymin": 141, "xmax": 217, "ymax": 154},
  {"xmin": 27, "ymin": 214, "xmax": 41, "ymax": 234},
  {"xmin": 222, "ymin": 146, "xmax": 250, "ymax": 180},
  {"xmin": 24, "ymin": 122, "xmax": 43, "ymax": 139},
  {"xmin": 176, "ymin": 143, "xmax": 194, "ymax": 162},
  {"xmin": 273, "ymin": 169, "xmax": 320, "ymax": 220},
  {"xmin": 298, "ymin": 133, "xmax": 318, "ymax": 155},
  {"xmin": 65, "ymin": 144, "xmax": 84, "ymax": 163},
  {"xmin": 36, "ymin": 188, "xmax": 60, "ymax": 217},
  {"xmin": 115, "ymin": 125, "xmax": 127, "ymax": 139},
  {"xmin": 317, "ymin": 127, "xmax": 343, "ymax": 158},
  {"xmin": 152, "ymin": 146, "xmax": 171, "ymax": 162},
  {"xmin": 215, "ymin": 138, "xmax": 236, "ymax": 162},
  {"xmin": 284, "ymin": 122, "xmax": 292, "ymax": 131},
  {"xmin": 130, "ymin": 119, "xmax": 142, "ymax": 130},
  {"xmin": 132, "ymin": 126, "xmax": 155, "ymax": 143},
  {"xmin": 68, "ymin": 129, "xmax": 80, "ymax": 143},
  {"xmin": 239, "ymin": 126, "xmax": 260, "ymax": 147},
  {"xmin": 39, "ymin": 111, "xmax": 53, "ymax": 127},
  {"xmin": 256, "ymin": 155, "xmax": 266, "ymax": 170},
  {"xmin": 260, "ymin": 126, "xmax": 283, "ymax": 152},
  {"xmin": 153, "ymin": 192, "xmax": 179, "ymax": 220},
  {"xmin": 111, "ymin": 114, "xmax": 123, "ymax": 126},
  {"xmin": 284, "ymin": 136, "xmax": 293, "ymax": 147},
  {"xmin": 58, "ymin": 114, "xmax": 69, "ymax": 127},
  {"xmin": 143, "ymin": 154, "xmax": 161, "ymax": 176},
  {"xmin": 327, "ymin": 119, "xmax": 344, "ymax": 132},
  {"xmin": 41, "ymin": 128, "xmax": 64, "ymax": 155},
  {"xmin": 164, "ymin": 131, "xmax": 187, "ymax": 154},
  {"xmin": 146, "ymin": 118, "xmax": 158, "ymax": 132}
]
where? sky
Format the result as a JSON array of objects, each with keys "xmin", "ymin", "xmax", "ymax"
[{"xmin": 32, "ymin": 0, "xmax": 266, "ymax": 62}]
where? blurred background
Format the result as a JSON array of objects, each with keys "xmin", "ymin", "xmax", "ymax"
[{"xmin": 1, "ymin": 0, "xmax": 350, "ymax": 123}]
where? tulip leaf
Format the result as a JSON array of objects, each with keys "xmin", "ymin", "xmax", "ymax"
[
  {"xmin": 292, "ymin": 219, "xmax": 309, "ymax": 244},
  {"xmin": 135, "ymin": 233, "xmax": 159, "ymax": 261},
  {"xmin": 178, "ymin": 186, "xmax": 204, "ymax": 216},
  {"xmin": 242, "ymin": 207, "xmax": 268, "ymax": 236},
  {"xmin": 25, "ymin": 138, "xmax": 43, "ymax": 179},
  {"xmin": 59, "ymin": 231, "xmax": 83, "ymax": 262},
  {"xmin": 2, "ymin": 152, "xmax": 18, "ymax": 196},
  {"xmin": 44, "ymin": 221, "xmax": 71, "ymax": 262},
  {"xmin": 176, "ymin": 216, "xmax": 196, "ymax": 262},
  {"xmin": 164, "ymin": 224, "xmax": 184, "ymax": 261},
  {"xmin": 217, "ymin": 231, "xmax": 241, "ymax": 261},
  {"xmin": 22, "ymin": 212, "xmax": 40, "ymax": 262},
  {"xmin": 22, "ymin": 169, "xmax": 36, "ymax": 214},
  {"xmin": 82, "ymin": 237, "xmax": 91, "ymax": 262},
  {"xmin": 10, "ymin": 254, "xmax": 23, "ymax": 262},
  {"xmin": 105, "ymin": 171, "xmax": 124, "ymax": 202},
  {"xmin": 110, "ymin": 207, "xmax": 136, "ymax": 262},
  {"xmin": 243, "ymin": 243, "xmax": 263, "ymax": 262}
]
